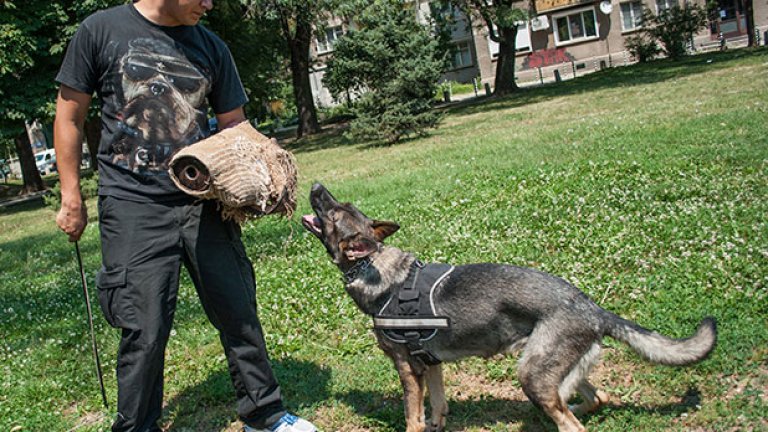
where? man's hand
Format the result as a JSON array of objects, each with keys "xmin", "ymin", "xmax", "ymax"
[{"xmin": 57, "ymin": 196, "xmax": 88, "ymax": 242}]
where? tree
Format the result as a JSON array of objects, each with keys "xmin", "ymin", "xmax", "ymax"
[
  {"xmin": 241, "ymin": 0, "xmax": 341, "ymax": 138},
  {"xmin": 744, "ymin": 0, "xmax": 756, "ymax": 47},
  {"xmin": 0, "ymin": 0, "xmax": 122, "ymax": 193},
  {"xmin": 447, "ymin": 0, "xmax": 532, "ymax": 96},
  {"xmin": 323, "ymin": 0, "xmax": 448, "ymax": 144}
]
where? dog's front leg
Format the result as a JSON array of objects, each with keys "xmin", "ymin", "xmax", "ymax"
[
  {"xmin": 425, "ymin": 364, "xmax": 448, "ymax": 431},
  {"xmin": 394, "ymin": 356, "xmax": 427, "ymax": 432}
]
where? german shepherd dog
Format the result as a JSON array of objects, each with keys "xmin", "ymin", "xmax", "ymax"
[{"xmin": 301, "ymin": 183, "xmax": 717, "ymax": 432}]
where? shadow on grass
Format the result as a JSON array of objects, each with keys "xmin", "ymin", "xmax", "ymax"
[
  {"xmin": 164, "ymin": 359, "xmax": 332, "ymax": 431},
  {"xmin": 0, "ymin": 197, "xmax": 48, "ymax": 214},
  {"xmin": 280, "ymin": 122, "xmax": 356, "ymax": 154},
  {"xmin": 338, "ymin": 387, "xmax": 702, "ymax": 431}
]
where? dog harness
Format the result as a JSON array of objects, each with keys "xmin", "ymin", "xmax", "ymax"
[{"xmin": 373, "ymin": 260, "xmax": 454, "ymax": 365}]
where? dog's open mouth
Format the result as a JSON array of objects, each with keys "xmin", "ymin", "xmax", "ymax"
[{"xmin": 302, "ymin": 215, "xmax": 322, "ymax": 237}]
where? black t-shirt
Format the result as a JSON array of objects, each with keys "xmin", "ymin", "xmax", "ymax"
[{"xmin": 56, "ymin": 4, "xmax": 247, "ymax": 201}]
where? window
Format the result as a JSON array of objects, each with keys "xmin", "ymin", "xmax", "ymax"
[
  {"xmin": 487, "ymin": 22, "xmax": 532, "ymax": 57},
  {"xmin": 620, "ymin": 1, "xmax": 644, "ymax": 31},
  {"xmin": 451, "ymin": 41, "xmax": 473, "ymax": 69},
  {"xmin": 554, "ymin": 7, "xmax": 598, "ymax": 45},
  {"xmin": 655, "ymin": 0, "xmax": 678, "ymax": 13},
  {"xmin": 316, "ymin": 25, "xmax": 344, "ymax": 54}
]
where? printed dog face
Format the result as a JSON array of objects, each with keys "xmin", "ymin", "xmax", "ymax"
[
  {"xmin": 302, "ymin": 183, "xmax": 399, "ymax": 267},
  {"xmin": 114, "ymin": 38, "xmax": 209, "ymax": 172}
]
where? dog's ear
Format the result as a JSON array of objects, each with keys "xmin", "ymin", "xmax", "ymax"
[{"xmin": 372, "ymin": 220, "xmax": 400, "ymax": 241}]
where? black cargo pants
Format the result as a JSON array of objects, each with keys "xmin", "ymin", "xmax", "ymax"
[{"xmin": 96, "ymin": 196, "xmax": 285, "ymax": 432}]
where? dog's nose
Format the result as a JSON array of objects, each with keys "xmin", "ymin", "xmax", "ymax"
[{"xmin": 150, "ymin": 82, "xmax": 168, "ymax": 96}]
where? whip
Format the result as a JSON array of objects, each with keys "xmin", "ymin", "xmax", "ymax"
[{"xmin": 75, "ymin": 241, "xmax": 109, "ymax": 409}]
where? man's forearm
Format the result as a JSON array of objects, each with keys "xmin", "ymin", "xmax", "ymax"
[
  {"xmin": 54, "ymin": 119, "xmax": 85, "ymax": 205},
  {"xmin": 54, "ymin": 85, "xmax": 92, "ymax": 241}
]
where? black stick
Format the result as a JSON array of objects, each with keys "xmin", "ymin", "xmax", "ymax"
[{"xmin": 75, "ymin": 241, "xmax": 109, "ymax": 409}]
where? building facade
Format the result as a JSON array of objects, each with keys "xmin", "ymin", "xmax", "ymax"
[{"xmin": 309, "ymin": 0, "xmax": 767, "ymax": 106}]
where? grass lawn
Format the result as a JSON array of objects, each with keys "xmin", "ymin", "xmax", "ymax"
[{"xmin": 1, "ymin": 48, "xmax": 766, "ymax": 431}]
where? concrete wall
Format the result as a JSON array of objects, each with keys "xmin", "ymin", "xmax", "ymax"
[{"xmin": 756, "ymin": 0, "xmax": 768, "ymax": 44}]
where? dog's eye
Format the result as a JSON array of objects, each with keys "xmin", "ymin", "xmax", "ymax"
[
  {"xmin": 124, "ymin": 63, "xmax": 156, "ymax": 82},
  {"xmin": 171, "ymin": 76, "xmax": 203, "ymax": 93}
]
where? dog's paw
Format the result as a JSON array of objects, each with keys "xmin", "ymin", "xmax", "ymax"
[{"xmin": 426, "ymin": 422, "xmax": 445, "ymax": 432}]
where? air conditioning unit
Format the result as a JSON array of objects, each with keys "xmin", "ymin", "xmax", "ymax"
[{"xmin": 530, "ymin": 15, "xmax": 550, "ymax": 31}]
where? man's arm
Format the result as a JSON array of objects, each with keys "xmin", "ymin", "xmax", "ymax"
[
  {"xmin": 54, "ymin": 85, "xmax": 92, "ymax": 242},
  {"xmin": 216, "ymin": 106, "xmax": 246, "ymax": 130}
]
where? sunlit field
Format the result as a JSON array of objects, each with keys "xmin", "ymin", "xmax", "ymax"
[{"xmin": 1, "ymin": 48, "xmax": 766, "ymax": 431}]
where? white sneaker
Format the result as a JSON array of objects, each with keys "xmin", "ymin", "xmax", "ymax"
[{"xmin": 243, "ymin": 413, "xmax": 317, "ymax": 432}]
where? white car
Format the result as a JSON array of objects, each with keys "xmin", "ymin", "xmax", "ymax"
[{"xmin": 35, "ymin": 149, "xmax": 57, "ymax": 175}]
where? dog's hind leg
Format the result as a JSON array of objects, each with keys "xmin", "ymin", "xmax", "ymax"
[
  {"xmin": 558, "ymin": 343, "xmax": 610, "ymax": 415},
  {"xmin": 393, "ymin": 355, "xmax": 427, "ymax": 432},
  {"xmin": 570, "ymin": 381, "xmax": 610, "ymax": 416},
  {"xmin": 518, "ymin": 324, "xmax": 594, "ymax": 432},
  {"xmin": 425, "ymin": 364, "xmax": 448, "ymax": 432}
]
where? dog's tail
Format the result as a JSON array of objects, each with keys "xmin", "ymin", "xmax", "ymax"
[{"xmin": 604, "ymin": 313, "xmax": 717, "ymax": 366}]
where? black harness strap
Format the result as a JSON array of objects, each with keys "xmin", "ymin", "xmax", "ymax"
[{"xmin": 373, "ymin": 260, "xmax": 454, "ymax": 365}]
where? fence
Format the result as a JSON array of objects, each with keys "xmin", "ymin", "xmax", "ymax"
[
  {"xmin": 513, "ymin": 51, "xmax": 635, "ymax": 88},
  {"xmin": 507, "ymin": 33, "xmax": 758, "ymax": 90}
]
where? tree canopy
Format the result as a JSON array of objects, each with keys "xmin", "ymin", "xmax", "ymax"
[
  {"xmin": 0, "ymin": 1, "xmax": 124, "ymax": 136},
  {"xmin": 0, "ymin": 0, "xmax": 124, "ymax": 192}
]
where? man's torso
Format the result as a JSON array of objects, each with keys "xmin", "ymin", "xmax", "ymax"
[{"xmin": 57, "ymin": 4, "xmax": 244, "ymax": 201}]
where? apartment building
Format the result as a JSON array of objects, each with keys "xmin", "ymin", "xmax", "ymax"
[{"xmin": 309, "ymin": 0, "xmax": 767, "ymax": 106}]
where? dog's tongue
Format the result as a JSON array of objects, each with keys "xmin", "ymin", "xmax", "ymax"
[{"xmin": 302, "ymin": 215, "xmax": 321, "ymax": 235}]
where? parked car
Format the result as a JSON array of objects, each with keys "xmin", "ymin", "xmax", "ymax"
[
  {"xmin": 0, "ymin": 159, "xmax": 10, "ymax": 182},
  {"xmin": 35, "ymin": 149, "xmax": 57, "ymax": 176}
]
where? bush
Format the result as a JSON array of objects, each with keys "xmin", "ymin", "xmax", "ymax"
[
  {"xmin": 347, "ymin": 92, "xmax": 443, "ymax": 144},
  {"xmin": 323, "ymin": 0, "xmax": 448, "ymax": 143},
  {"xmin": 624, "ymin": 34, "xmax": 662, "ymax": 62},
  {"xmin": 642, "ymin": 5, "xmax": 709, "ymax": 60},
  {"xmin": 43, "ymin": 171, "xmax": 98, "ymax": 209}
]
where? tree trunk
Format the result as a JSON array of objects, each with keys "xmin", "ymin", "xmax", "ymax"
[
  {"xmin": 289, "ymin": 19, "xmax": 320, "ymax": 138},
  {"xmin": 14, "ymin": 129, "xmax": 45, "ymax": 194},
  {"xmin": 84, "ymin": 115, "xmax": 101, "ymax": 170},
  {"xmin": 493, "ymin": 26, "xmax": 520, "ymax": 96},
  {"xmin": 744, "ymin": 0, "xmax": 755, "ymax": 47}
]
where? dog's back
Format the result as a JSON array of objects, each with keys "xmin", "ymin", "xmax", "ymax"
[
  {"xmin": 424, "ymin": 263, "xmax": 603, "ymax": 361},
  {"xmin": 419, "ymin": 261, "xmax": 715, "ymax": 366}
]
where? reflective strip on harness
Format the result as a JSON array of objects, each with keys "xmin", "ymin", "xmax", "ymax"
[
  {"xmin": 373, "ymin": 316, "xmax": 450, "ymax": 329},
  {"xmin": 373, "ymin": 262, "xmax": 454, "ymax": 365}
]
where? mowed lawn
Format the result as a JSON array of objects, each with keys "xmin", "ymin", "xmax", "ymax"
[{"xmin": 1, "ymin": 48, "xmax": 766, "ymax": 432}]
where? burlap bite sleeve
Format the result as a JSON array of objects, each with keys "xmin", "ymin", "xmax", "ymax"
[{"xmin": 168, "ymin": 122, "xmax": 297, "ymax": 223}]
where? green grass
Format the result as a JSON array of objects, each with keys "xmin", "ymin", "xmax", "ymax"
[{"xmin": 2, "ymin": 48, "xmax": 767, "ymax": 431}]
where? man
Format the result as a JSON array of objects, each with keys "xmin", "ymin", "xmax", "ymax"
[{"xmin": 54, "ymin": 1, "xmax": 317, "ymax": 431}]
